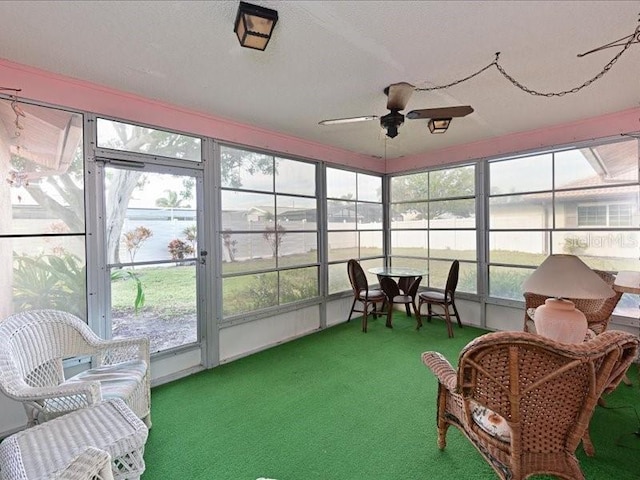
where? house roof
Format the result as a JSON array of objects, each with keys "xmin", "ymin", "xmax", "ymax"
[
  {"xmin": 0, "ymin": 1, "xmax": 638, "ymax": 164},
  {"xmin": 0, "ymin": 101, "xmax": 82, "ymax": 180}
]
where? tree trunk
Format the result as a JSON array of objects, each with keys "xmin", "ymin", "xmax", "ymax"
[{"xmin": 105, "ymin": 169, "xmax": 143, "ymax": 264}]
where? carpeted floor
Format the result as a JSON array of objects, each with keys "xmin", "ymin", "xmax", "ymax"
[{"xmin": 142, "ymin": 314, "xmax": 640, "ymax": 479}]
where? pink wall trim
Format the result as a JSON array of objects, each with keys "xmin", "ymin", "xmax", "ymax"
[
  {"xmin": 2, "ymin": 58, "xmax": 639, "ymax": 176},
  {"xmin": 0, "ymin": 58, "xmax": 384, "ymax": 173},
  {"xmin": 387, "ymin": 107, "xmax": 640, "ymax": 173}
]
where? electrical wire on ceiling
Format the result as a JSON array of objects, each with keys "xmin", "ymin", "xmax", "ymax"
[{"xmin": 415, "ymin": 17, "xmax": 640, "ymax": 98}]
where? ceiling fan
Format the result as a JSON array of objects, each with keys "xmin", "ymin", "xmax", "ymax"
[{"xmin": 318, "ymin": 82, "xmax": 473, "ymax": 139}]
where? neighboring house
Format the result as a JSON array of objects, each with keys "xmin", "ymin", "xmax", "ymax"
[{"xmin": 245, "ymin": 205, "xmax": 316, "ymax": 223}]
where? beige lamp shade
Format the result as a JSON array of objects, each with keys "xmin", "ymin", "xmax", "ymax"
[
  {"xmin": 522, "ymin": 254, "xmax": 614, "ymax": 300},
  {"xmin": 522, "ymin": 254, "xmax": 614, "ymax": 344}
]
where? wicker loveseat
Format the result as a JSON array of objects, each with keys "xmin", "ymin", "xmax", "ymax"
[
  {"xmin": 422, "ymin": 330, "xmax": 638, "ymax": 480},
  {"xmin": 0, "ymin": 309, "xmax": 151, "ymax": 428}
]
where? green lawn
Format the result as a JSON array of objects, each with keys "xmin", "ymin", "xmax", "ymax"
[
  {"xmin": 111, "ymin": 249, "xmax": 637, "ymax": 317},
  {"xmin": 111, "ymin": 265, "xmax": 196, "ymax": 315}
]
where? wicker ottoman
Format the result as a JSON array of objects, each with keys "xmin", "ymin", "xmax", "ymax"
[{"xmin": 0, "ymin": 399, "xmax": 148, "ymax": 480}]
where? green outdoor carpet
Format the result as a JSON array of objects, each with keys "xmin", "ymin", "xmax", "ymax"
[{"xmin": 142, "ymin": 314, "xmax": 640, "ymax": 480}]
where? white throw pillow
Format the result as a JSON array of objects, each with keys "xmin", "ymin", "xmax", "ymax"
[{"xmin": 471, "ymin": 403, "xmax": 511, "ymax": 443}]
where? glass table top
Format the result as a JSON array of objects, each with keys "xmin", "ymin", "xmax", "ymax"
[{"xmin": 367, "ymin": 266, "xmax": 428, "ymax": 277}]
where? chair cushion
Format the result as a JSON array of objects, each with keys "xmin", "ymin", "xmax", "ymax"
[
  {"xmin": 66, "ymin": 359, "xmax": 148, "ymax": 400},
  {"xmin": 359, "ymin": 289, "xmax": 385, "ymax": 300},
  {"xmin": 419, "ymin": 290, "xmax": 445, "ymax": 302},
  {"xmin": 471, "ymin": 402, "xmax": 511, "ymax": 443},
  {"xmin": 392, "ymin": 294, "xmax": 412, "ymax": 303}
]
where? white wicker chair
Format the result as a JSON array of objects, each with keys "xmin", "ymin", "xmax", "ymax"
[{"xmin": 0, "ymin": 310, "xmax": 151, "ymax": 428}]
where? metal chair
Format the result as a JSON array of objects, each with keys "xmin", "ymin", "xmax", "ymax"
[
  {"xmin": 347, "ymin": 260, "xmax": 387, "ymax": 333},
  {"xmin": 418, "ymin": 260, "xmax": 461, "ymax": 338},
  {"xmin": 379, "ymin": 276, "xmax": 422, "ymax": 329}
]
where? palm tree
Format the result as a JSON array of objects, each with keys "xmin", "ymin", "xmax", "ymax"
[{"xmin": 155, "ymin": 190, "xmax": 184, "ymax": 208}]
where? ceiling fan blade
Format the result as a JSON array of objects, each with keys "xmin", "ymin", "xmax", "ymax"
[
  {"xmin": 406, "ymin": 106, "xmax": 474, "ymax": 120},
  {"xmin": 385, "ymin": 82, "xmax": 414, "ymax": 111},
  {"xmin": 318, "ymin": 115, "xmax": 378, "ymax": 126}
]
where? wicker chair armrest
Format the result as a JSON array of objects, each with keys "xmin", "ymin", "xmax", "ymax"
[
  {"xmin": 7, "ymin": 381, "xmax": 101, "ymax": 407},
  {"xmin": 25, "ymin": 381, "xmax": 101, "ymax": 402},
  {"xmin": 56, "ymin": 447, "xmax": 114, "ymax": 480},
  {"xmin": 422, "ymin": 351, "xmax": 457, "ymax": 392},
  {"xmin": 93, "ymin": 337, "xmax": 150, "ymax": 366}
]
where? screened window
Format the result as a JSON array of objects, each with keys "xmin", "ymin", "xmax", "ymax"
[
  {"xmin": 326, "ymin": 167, "xmax": 384, "ymax": 294},
  {"xmin": 488, "ymin": 139, "xmax": 640, "ymax": 311},
  {"xmin": 96, "ymin": 118, "xmax": 202, "ymax": 162},
  {"xmin": 389, "ymin": 165, "xmax": 477, "ymax": 293},
  {"xmin": 220, "ymin": 146, "xmax": 319, "ymax": 317},
  {"xmin": 0, "ymin": 101, "xmax": 86, "ymax": 320}
]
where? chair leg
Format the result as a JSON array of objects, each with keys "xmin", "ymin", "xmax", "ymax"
[
  {"xmin": 582, "ymin": 429, "xmax": 596, "ymax": 457},
  {"xmin": 436, "ymin": 385, "xmax": 449, "ymax": 450},
  {"xmin": 412, "ymin": 301, "xmax": 422, "ymax": 329},
  {"xmin": 386, "ymin": 302, "xmax": 393, "ymax": 328},
  {"xmin": 362, "ymin": 303, "xmax": 368, "ymax": 333},
  {"xmin": 452, "ymin": 301, "xmax": 462, "ymax": 328},
  {"xmin": 443, "ymin": 305, "xmax": 454, "ymax": 338},
  {"xmin": 347, "ymin": 297, "xmax": 357, "ymax": 322},
  {"xmin": 427, "ymin": 303, "xmax": 433, "ymax": 322}
]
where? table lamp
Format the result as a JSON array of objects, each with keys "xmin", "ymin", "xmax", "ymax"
[{"xmin": 522, "ymin": 254, "xmax": 615, "ymax": 343}]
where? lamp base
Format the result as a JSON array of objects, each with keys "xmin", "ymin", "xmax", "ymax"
[{"xmin": 533, "ymin": 298, "xmax": 587, "ymax": 344}]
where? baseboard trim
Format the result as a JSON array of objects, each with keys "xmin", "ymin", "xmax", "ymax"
[{"xmin": 151, "ymin": 365, "xmax": 206, "ymax": 388}]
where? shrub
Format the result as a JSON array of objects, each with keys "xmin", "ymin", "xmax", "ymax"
[
  {"xmin": 489, "ymin": 268, "xmax": 531, "ymax": 300},
  {"xmin": 123, "ymin": 226, "xmax": 153, "ymax": 264},
  {"xmin": 13, "ymin": 252, "xmax": 87, "ymax": 319},
  {"xmin": 168, "ymin": 239, "xmax": 195, "ymax": 260}
]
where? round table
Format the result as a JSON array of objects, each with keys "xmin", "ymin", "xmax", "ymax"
[{"xmin": 368, "ymin": 267, "xmax": 428, "ymax": 317}]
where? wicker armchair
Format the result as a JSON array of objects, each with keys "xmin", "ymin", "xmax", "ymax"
[
  {"xmin": 422, "ymin": 330, "xmax": 639, "ymax": 480},
  {"xmin": 0, "ymin": 309, "xmax": 151, "ymax": 428},
  {"xmin": 523, "ymin": 269, "xmax": 622, "ymax": 335}
]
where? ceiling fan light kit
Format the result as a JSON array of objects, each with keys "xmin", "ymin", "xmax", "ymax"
[
  {"xmin": 380, "ymin": 110, "xmax": 405, "ymax": 138},
  {"xmin": 428, "ymin": 118, "xmax": 451, "ymax": 134},
  {"xmin": 234, "ymin": 1, "xmax": 278, "ymax": 51}
]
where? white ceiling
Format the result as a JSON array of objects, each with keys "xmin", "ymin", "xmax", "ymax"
[{"xmin": 0, "ymin": 1, "xmax": 639, "ymax": 160}]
